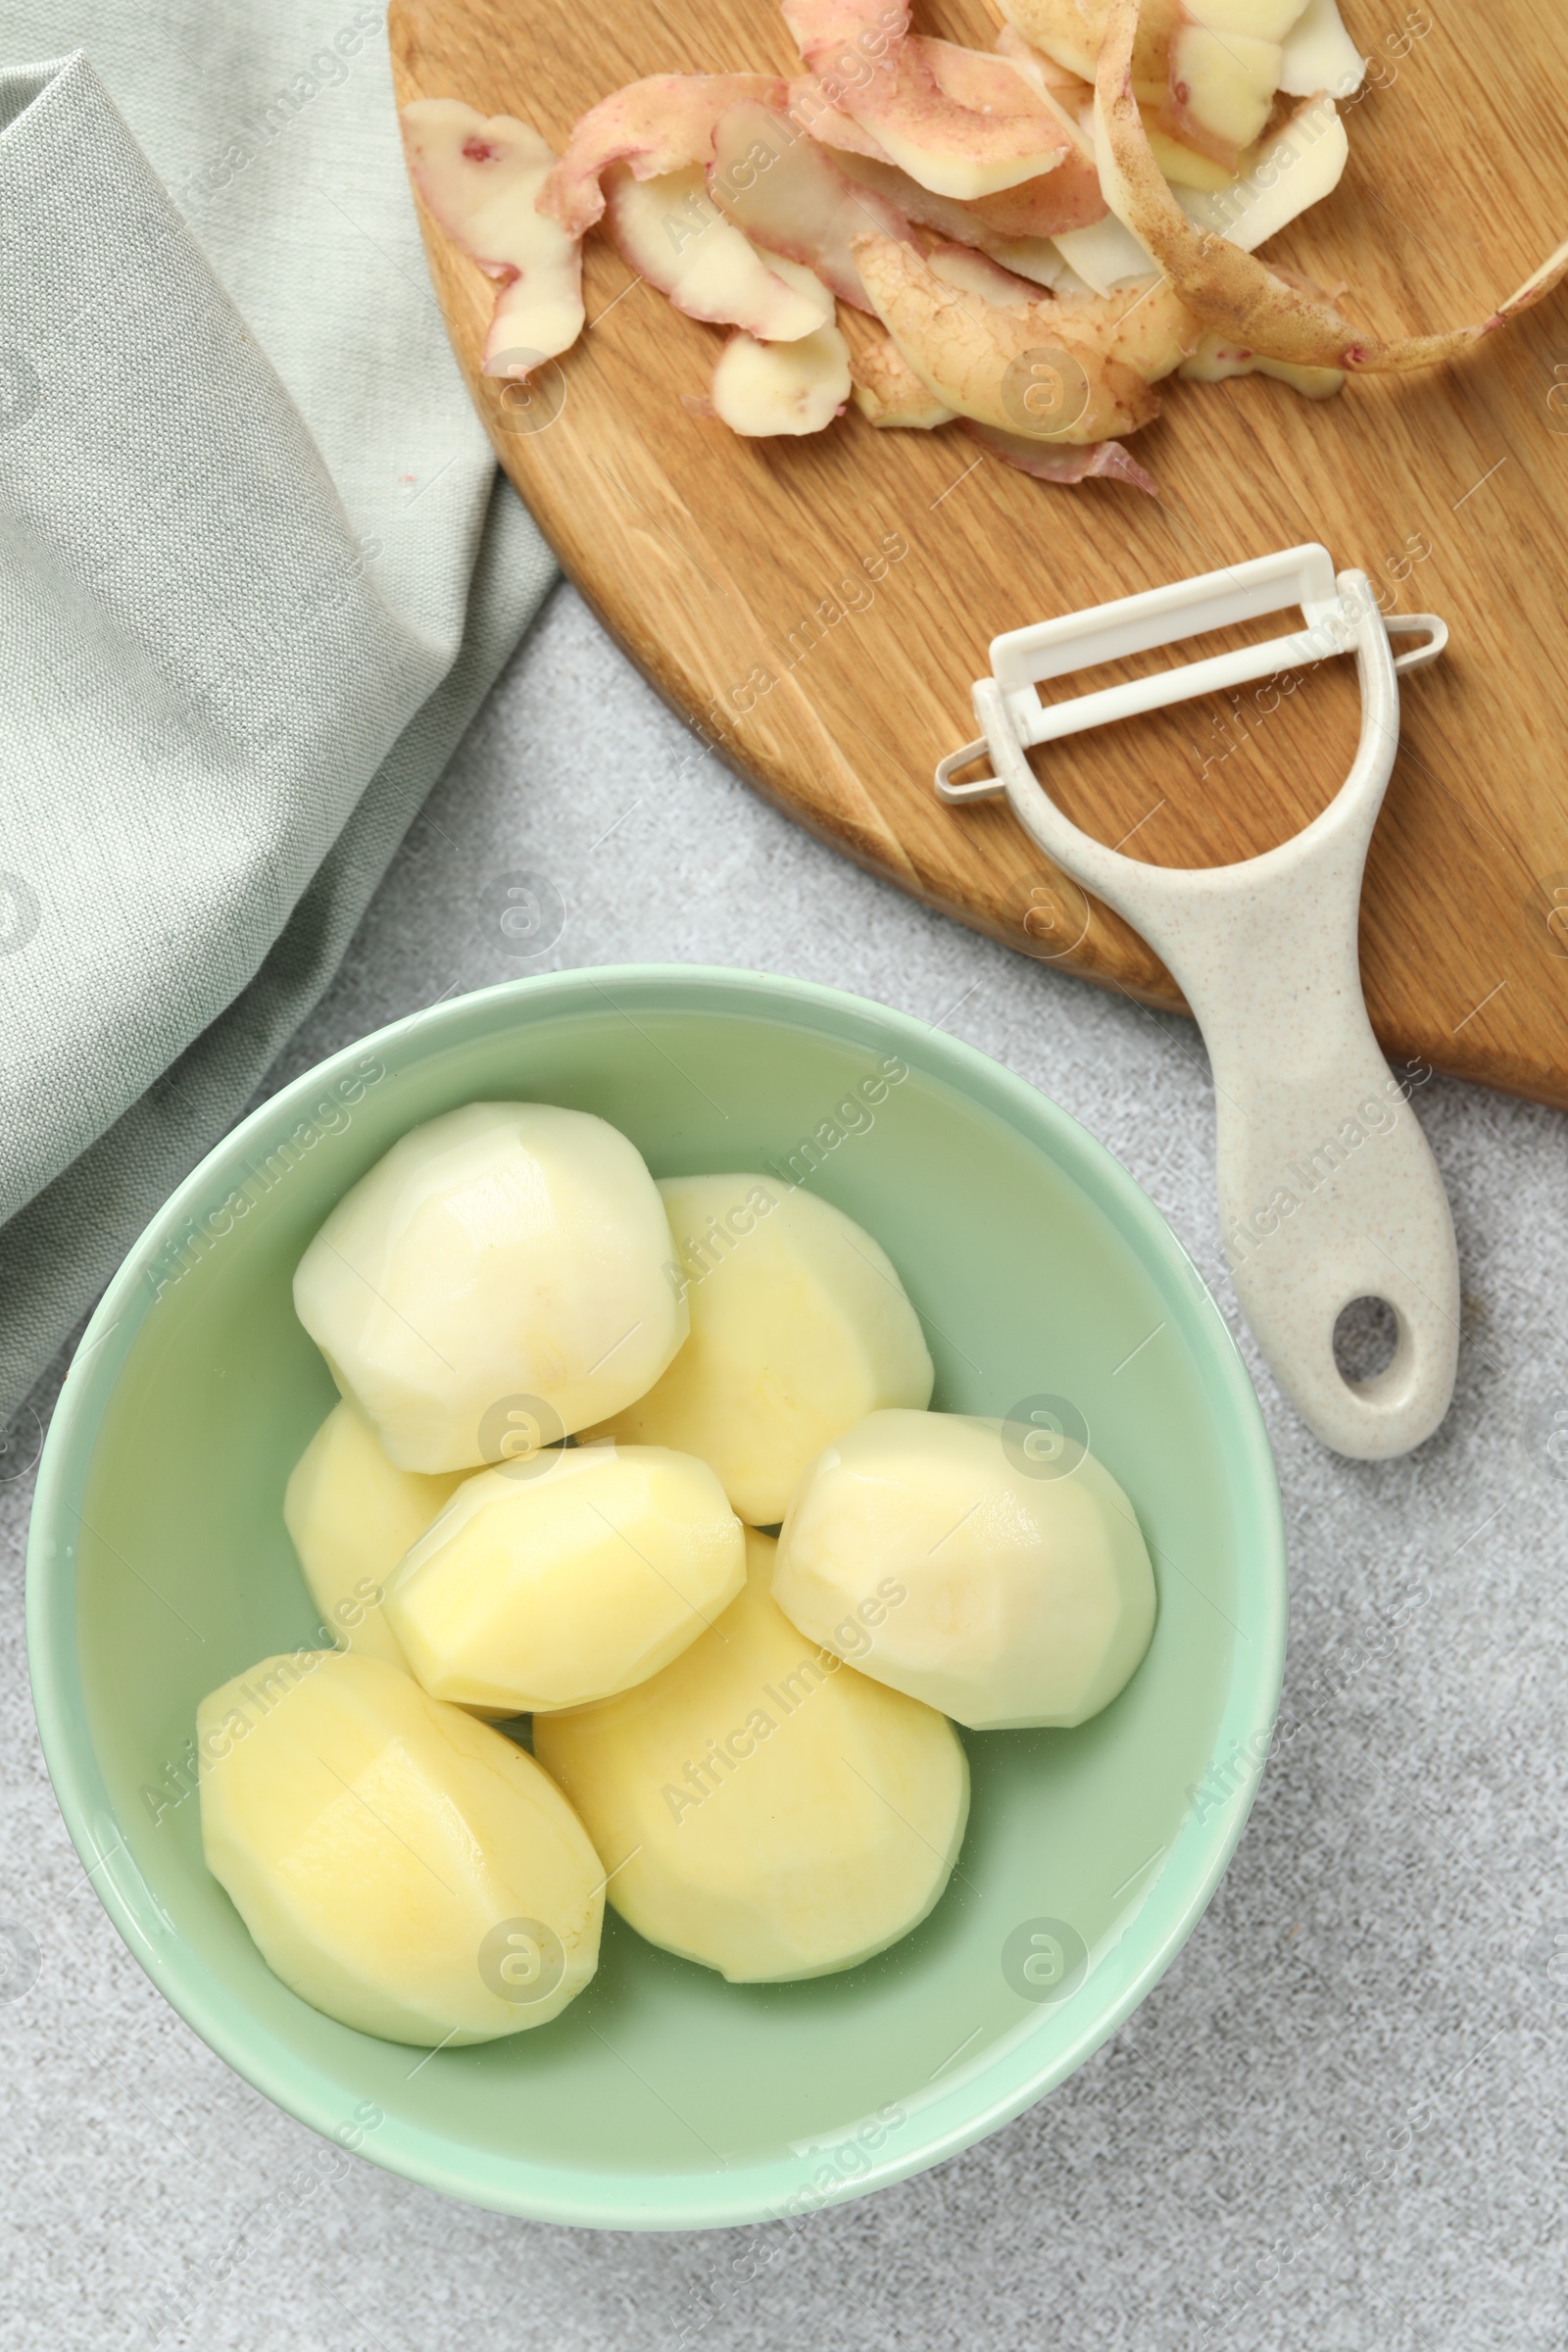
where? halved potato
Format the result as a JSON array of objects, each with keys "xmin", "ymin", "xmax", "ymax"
[
  {"xmin": 293, "ymin": 1102, "xmax": 687, "ymax": 1473},
  {"xmin": 534, "ymin": 1532, "xmax": 968, "ymax": 1983},
  {"xmin": 585, "ymin": 1173, "xmax": 933, "ymax": 1525},
  {"xmin": 283, "ymin": 1399, "xmax": 467, "ymax": 1671},
  {"xmin": 773, "ymin": 1408, "xmax": 1156, "ymax": 1727},
  {"xmin": 385, "ymin": 1444, "xmax": 745, "ymax": 1714},
  {"xmin": 199, "ymin": 1650, "xmax": 605, "ymax": 2043}
]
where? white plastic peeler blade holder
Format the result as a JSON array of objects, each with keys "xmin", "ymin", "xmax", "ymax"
[{"xmin": 936, "ymin": 543, "xmax": 1459, "ymax": 1461}]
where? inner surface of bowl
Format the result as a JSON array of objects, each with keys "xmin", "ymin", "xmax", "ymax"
[{"xmin": 28, "ymin": 967, "xmax": 1285, "ymax": 2227}]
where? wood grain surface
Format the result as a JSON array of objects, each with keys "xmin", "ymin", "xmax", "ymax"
[{"xmin": 390, "ymin": 0, "xmax": 1568, "ymax": 1106}]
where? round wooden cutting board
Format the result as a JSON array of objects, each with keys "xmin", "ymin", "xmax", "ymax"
[{"xmin": 390, "ymin": 0, "xmax": 1568, "ymax": 1107}]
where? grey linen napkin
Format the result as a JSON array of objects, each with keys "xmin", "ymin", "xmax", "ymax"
[{"xmin": 0, "ymin": 15, "xmax": 556, "ymax": 1422}]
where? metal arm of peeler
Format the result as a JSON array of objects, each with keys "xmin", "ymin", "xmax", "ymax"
[{"xmin": 935, "ymin": 544, "xmax": 1460, "ymax": 1461}]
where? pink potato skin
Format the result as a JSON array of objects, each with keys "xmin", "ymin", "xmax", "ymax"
[
  {"xmin": 961, "ymin": 416, "xmax": 1159, "ymax": 493},
  {"xmin": 542, "ymin": 74, "xmax": 791, "ymax": 237},
  {"xmin": 707, "ymin": 95, "xmax": 915, "ymax": 310},
  {"xmin": 400, "ymin": 100, "xmax": 584, "ymax": 379},
  {"xmin": 789, "ymin": 72, "xmax": 1106, "ymax": 235}
]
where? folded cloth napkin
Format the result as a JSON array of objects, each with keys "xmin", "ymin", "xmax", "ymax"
[{"xmin": 0, "ymin": 8, "xmax": 555, "ymax": 1423}]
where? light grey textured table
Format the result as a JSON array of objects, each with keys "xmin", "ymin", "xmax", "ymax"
[{"xmin": 3, "ymin": 582, "xmax": 1564, "ymax": 2351}]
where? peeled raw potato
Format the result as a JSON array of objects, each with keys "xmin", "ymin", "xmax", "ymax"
[
  {"xmin": 585, "ymin": 1174, "xmax": 934, "ymax": 1526},
  {"xmin": 293, "ymin": 1102, "xmax": 687, "ymax": 1473},
  {"xmin": 386, "ymin": 1443, "xmax": 745, "ymax": 1714},
  {"xmin": 199, "ymin": 1649, "xmax": 605, "ymax": 2044},
  {"xmin": 283, "ymin": 1399, "xmax": 468, "ymax": 1671},
  {"xmin": 535, "ymin": 1532, "xmax": 968, "ymax": 1983},
  {"xmin": 773, "ymin": 1408, "xmax": 1156, "ymax": 1728}
]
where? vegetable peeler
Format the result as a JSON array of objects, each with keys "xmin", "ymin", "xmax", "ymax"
[{"xmin": 935, "ymin": 543, "xmax": 1459, "ymax": 1461}]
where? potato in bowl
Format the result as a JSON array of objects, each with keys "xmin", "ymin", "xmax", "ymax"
[{"xmin": 27, "ymin": 964, "xmax": 1284, "ymax": 2228}]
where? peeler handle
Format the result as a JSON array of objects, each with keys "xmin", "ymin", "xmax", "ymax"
[
  {"xmin": 971, "ymin": 571, "xmax": 1459, "ymax": 1459},
  {"xmin": 1152, "ymin": 865, "xmax": 1459, "ymax": 1460}
]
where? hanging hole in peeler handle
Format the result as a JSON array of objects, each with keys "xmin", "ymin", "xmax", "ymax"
[{"xmin": 1333, "ymin": 1295, "xmax": 1400, "ymax": 1386}]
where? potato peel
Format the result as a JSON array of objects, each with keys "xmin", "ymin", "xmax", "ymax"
[
  {"xmin": 415, "ymin": 0, "xmax": 1568, "ymax": 495},
  {"xmin": 851, "ymin": 319, "xmax": 1160, "ymax": 487},
  {"xmin": 543, "ymin": 74, "xmax": 790, "ymax": 237},
  {"xmin": 961, "ymin": 416, "xmax": 1159, "ymax": 491},
  {"xmin": 1095, "ymin": 0, "xmax": 1568, "ymax": 371},
  {"xmin": 782, "ymin": 0, "xmax": 910, "ymax": 74},
  {"xmin": 604, "ymin": 165, "xmax": 831, "ymax": 340},
  {"xmin": 827, "ymin": 36, "xmax": 1081, "ymax": 203},
  {"xmin": 853, "ymin": 231, "xmax": 1180, "ymax": 440},
  {"xmin": 994, "ymin": 22, "xmax": 1095, "ymax": 101},
  {"xmin": 852, "ymin": 329, "xmax": 957, "ymax": 425},
  {"xmin": 708, "ymin": 95, "xmax": 917, "ymax": 310},
  {"xmin": 809, "ymin": 117, "xmax": 1106, "ymax": 243},
  {"xmin": 401, "ymin": 102, "xmax": 584, "ymax": 379},
  {"xmin": 785, "ymin": 5, "xmax": 1099, "ymax": 209}
]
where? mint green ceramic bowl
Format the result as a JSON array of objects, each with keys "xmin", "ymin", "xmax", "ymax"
[{"xmin": 27, "ymin": 966, "xmax": 1285, "ymax": 2228}]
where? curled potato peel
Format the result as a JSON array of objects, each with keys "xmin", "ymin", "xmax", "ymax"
[
  {"xmin": 1095, "ymin": 0, "xmax": 1568, "ymax": 370},
  {"xmin": 542, "ymin": 74, "xmax": 790, "ymax": 236},
  {"xmin": 854, "ymin": 229, "xmax": 1196, "ymax": 440}
]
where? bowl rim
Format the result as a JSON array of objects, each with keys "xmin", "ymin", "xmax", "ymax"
[{"xmin": 26, "ymin": 961, "xmax": 1287, "ymax": 2230}]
